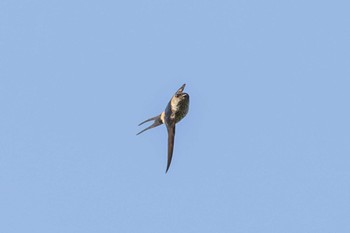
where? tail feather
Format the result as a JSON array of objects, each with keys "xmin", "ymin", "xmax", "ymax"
[
  {"xmin": 137, "ymin": 114, "xmax": 163, "ymax": 135},
  {"xmin": 138, "ymin": 116, "xmax": 159, "ymax": 126}
]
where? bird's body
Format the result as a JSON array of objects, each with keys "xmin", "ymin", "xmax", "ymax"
[
  {"xmin": 137, "ymin": 84, "xmax": 190, "ymax": 173},
  {"xmin": 168, "ymin": 93, "xmax": 189, "ymax": 123}
]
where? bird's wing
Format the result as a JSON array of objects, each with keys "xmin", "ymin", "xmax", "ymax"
[
  {"xmin": 165, "ymin": 122, "xmax": 176, "ymax": 173},
  {"xmin": 175, "ymin": 84, "xmax": 186, "ymax": 94}
]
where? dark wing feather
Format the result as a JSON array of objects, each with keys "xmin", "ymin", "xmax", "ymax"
[{"xmin": 165, "ymin": 123, "xmax": 176, "ymax": 173}]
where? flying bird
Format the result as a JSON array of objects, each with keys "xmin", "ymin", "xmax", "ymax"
[{"xmin": 137, "ymin": 84, "xmax": 190, "ymax": 173}]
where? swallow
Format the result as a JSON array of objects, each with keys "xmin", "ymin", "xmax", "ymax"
[{"xmin": 137, "ymin": 84, "xmax": 190, "ymax": 173}]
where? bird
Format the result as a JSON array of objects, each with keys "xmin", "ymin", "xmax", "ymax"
[{"xmin": 137, "ymin": 84, "xmax": 190, "ymax": 173}]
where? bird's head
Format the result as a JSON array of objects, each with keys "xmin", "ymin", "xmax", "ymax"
[
  {"xmin": 174, "ymin": 84, "xmax": 189, "ymax": 101},
  {"xmin": 170, "ymin": 84, "xmax": 190, "ymax": 110},
  {"xmin": 175, "ymin": 92, "xmax": 189, "ymax": 101}
]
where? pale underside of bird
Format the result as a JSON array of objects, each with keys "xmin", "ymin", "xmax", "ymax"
[{"xmin": 137, "ymin": 84, "xmax": 190, "ymax": 173}]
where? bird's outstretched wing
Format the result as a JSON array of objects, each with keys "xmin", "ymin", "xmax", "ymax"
[
  {"xmin": 166, "ymin": 122, "xmax": 176, "ymax": 173},
  {"xmin": 176, "ymin": 84, "xmax": 186, "ymax": 94}
]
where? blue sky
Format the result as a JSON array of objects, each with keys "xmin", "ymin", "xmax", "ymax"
[{"xmin": 1, "ymin": 0, "xmax": 349, "ymax": 232}]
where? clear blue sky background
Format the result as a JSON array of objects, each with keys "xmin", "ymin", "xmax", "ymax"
[{"xmin": 1, "ymin": 1, "xmax": 349, "ymax": 232}]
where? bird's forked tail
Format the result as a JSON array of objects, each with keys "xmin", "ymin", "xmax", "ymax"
[{"xmin": 136, "ymin": 114, "xmax": 164, "ymax": 135}]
